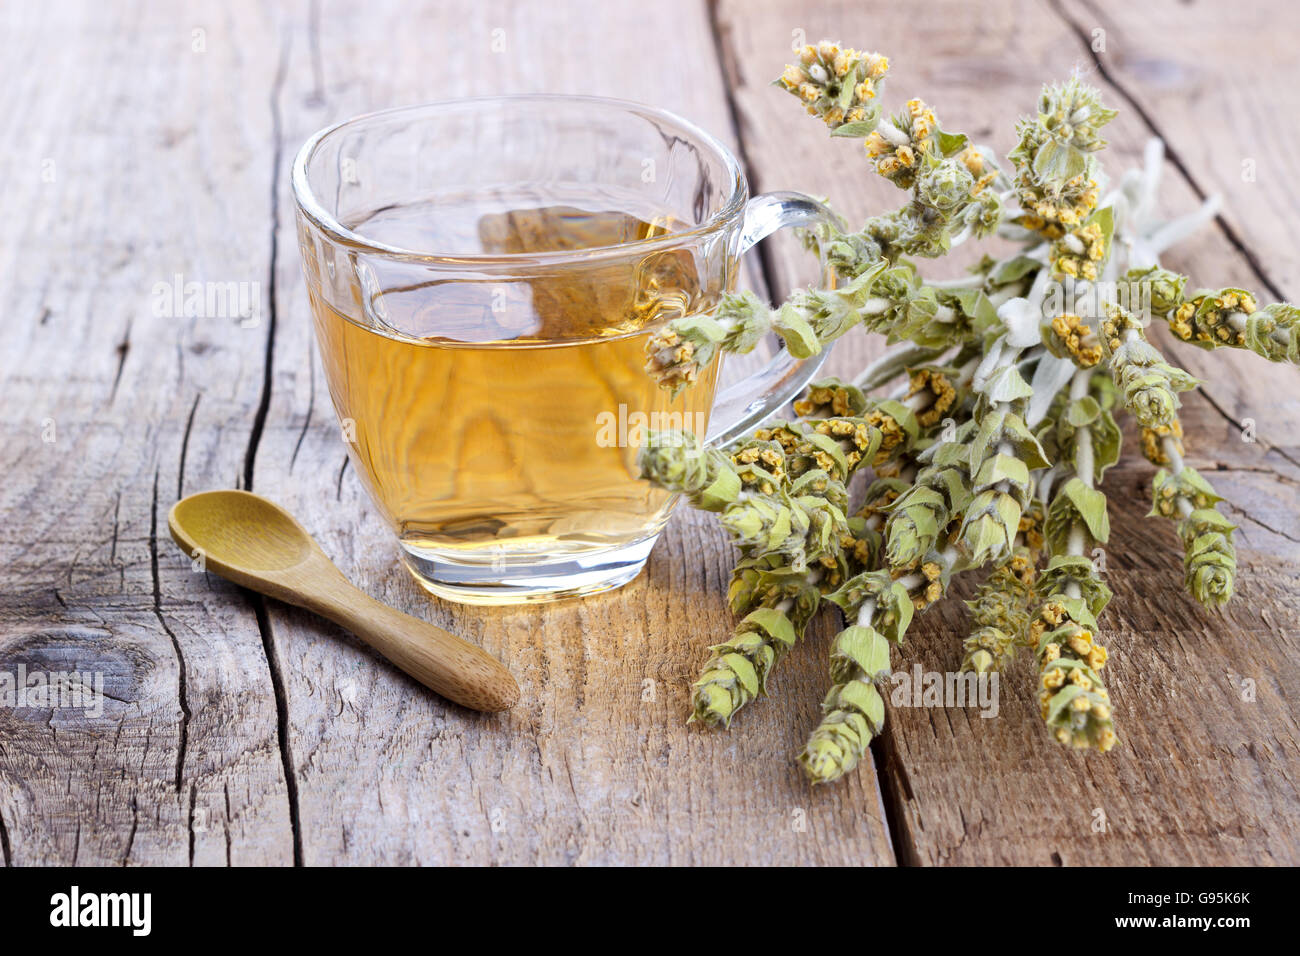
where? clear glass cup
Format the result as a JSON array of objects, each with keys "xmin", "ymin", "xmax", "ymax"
[{"xmin": 291, "ymin": 95, "xmax": 836, "ymax": 604}]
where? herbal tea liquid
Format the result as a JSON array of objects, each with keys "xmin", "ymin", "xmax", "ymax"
[{"xmin": 308, "ymin": 192, "xmax": 722, "ymax": 586}]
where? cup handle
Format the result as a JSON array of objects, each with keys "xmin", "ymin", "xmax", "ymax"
[{"xmin": 705, "ymin": 191, "xmax": 841, "ymax": 448}]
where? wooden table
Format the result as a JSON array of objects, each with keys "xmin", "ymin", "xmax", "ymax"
[{"xmin": 3, "ymin": 0, "xmax": 1298, "ymax": 866}]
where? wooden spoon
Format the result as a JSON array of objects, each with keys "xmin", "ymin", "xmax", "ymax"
[{"xmin": 168, "ymin": 489, "xmax": 519, "ymax": 712}]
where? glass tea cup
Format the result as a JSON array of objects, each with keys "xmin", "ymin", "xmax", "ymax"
[{"xmin": 291, "ymin": 96, "xmax": 837, "ymax": 604}]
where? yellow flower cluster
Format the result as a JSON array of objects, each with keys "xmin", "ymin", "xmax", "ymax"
[
  {"xmin": 906, "ymin": 368, "xmax": 958, "ymax": 428},
  {"xmin": 1017, "ymin": 509, "xmax": 1045, "ymax": 563},
  {"xmin": 864, "ymin": 406, "xmax": 908, "ymax": 465},
  {"xmin": 1016, "ymin": 173, "xmax": 1100, "ymax": 239},
  {"xmin": 1007, "ymin": 548, "xmax": 1037, "ymax": 589},
  {"xmin": 1032, "ymin": 601, "xmax": 1115, "ymax": 751},
  {"xmin": 911, "ymin": 561, "xmax": 944, "ymax": 610},
  {"xmin": 1140, "ymin": 419, "xmax": 1184, "ymax": 466},
  {"xmin": 730, "ymin": 443, "xmax": 785, "ymax": 494},
  {"xmin": 1050, "ymin": 313, "xmax": 1103, "ymax": 367},
  {"xmin": 778, "ymin": 43, "xmax": 888, "ymax": 130},
  {"xmin": 812, "ymin": 417, "xmax": 878, "ymax": 473},
  {"xmin": 1150, "ymin": 464, "xmax": 1221, "ymax": 520},
  {"xmin": 959, "ymin": 147, "xmax": 997, "ymax": 196},
  {"xmin": 1169, "ymin": 290, "xmax": 1257, "ymax": 346},
  {"xmin": 794, "ymin": 381, "xmax": 859, "ymax": 417},
  {"xmin": 864, "ymin": 99, "xmax": 938, "ymax": 187},
  {"xmin": 1051, "ymin": 221, "xmax": 1107, "ymax": 280},
  {"xmin": 856, "ymin": 480, "xmax": 905, "ymax": 525}
]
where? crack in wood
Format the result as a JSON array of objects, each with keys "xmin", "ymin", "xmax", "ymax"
[
  {"xmin": 123, "ymin": 795, "xmax": 138, "ymax": 865},
  {"xmin": 110, "ymin": 319, "xmax": 132, "ymax": 402},
  {"xmin": 0, "ymin": 803, "xmax": 10, "ymax": 866},
  {"xmin": 187, "ymin": 780, "xmax": 198, "ymax": 866},
  {"xmin": 871, "ymin": 731, "xmax": 922, "ymax": 865},
  {"xmin": 1194, "ymin": 387, "xmax": 1300, "ymax": 473},
  {"xmin": 243, "ymin": 68, "xmax": 285, "ymax": 492},
  {"xmin": 178, "ymin": 391, "xmax": 202, "ymax": 500},
  {"xmin": 253, "ymin": 594, "xmax": 303, "ymax": 866},
  {"xmin": 1227, "ymin": 502, "xmax": 1300, "ymax": 545},
  {"xmin": 223, "ymin": 782, "xmax": 233, "ymax": 867},
  {"xmin": 109, "ymin": 493, "xmax": 120, "ymax": 564},
  {"xmin": 150, "ymin": 468, "xmax": 191, "ymax": 791},
  {"xmin": 334, "ymin": 453, "xmax": 349, "ymax": 500},
  {"xmin": 242, "ymin": 29, "xmax": 304, "ymax": 867}
]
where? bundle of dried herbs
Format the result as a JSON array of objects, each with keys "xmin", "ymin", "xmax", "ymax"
[{"xmin": 639, "ymin": 41, "xmax": 1298, "ymax": 783}]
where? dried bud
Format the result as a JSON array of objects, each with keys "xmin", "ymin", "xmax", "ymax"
[{"xmin": 777, "ymin": 43, "xmax": 888, "ymax": 133}]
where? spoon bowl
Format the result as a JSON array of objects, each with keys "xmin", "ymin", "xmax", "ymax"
[
  {"xmin": 169, "ymin": 489, "xmax": 519, "ymax": 713},
  {"xmin": 171, "ymin": 490, "xmax": 315, "ymax": 573}
]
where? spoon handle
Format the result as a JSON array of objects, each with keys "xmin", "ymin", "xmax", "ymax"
[{"xmin": 310, "ymin": 584, "xmax": 519, "ymax": 712}]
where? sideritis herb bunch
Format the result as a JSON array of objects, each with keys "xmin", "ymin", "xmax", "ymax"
[{"xmin": 639, "ymin": 41, "xmax": 1299, "ymax": 784}]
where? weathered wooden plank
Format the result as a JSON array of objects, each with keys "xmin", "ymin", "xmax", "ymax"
[
  {"xmin": 5, "ymin": 0, "xmax": 1296, "ymax": 868},
  {"xmin": 716, "ymin": 0, "xmax": 1300, "ymax": 864},
  {"xmin": 248, "ymin": 0, "xmax": 895, "ymax": 864},
  {"xmin": 0, "ymin": 2, "xmax": 294, "ymax": 862}
]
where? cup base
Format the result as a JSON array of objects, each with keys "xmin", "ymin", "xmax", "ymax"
[{"xmin": 399, "ymin": 534, "xmax": 657, "ymax": 605}]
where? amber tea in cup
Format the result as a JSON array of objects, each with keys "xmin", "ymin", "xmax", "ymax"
[{"xmin": 293, "ymin": 97, "xmax": 836, "ymax": 603}]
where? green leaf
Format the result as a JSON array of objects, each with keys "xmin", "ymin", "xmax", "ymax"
[
  {"xmin": 1088, "ymin": 204, "xmax": 1115, "ymax": 251},
  {"xmin": 1066, "ymin": 396, "xmax": 1101, "ymax": 428},
  {"xmin": 772, "ymin": 303, "xmax": 821, "ymax": 358},
  {"xmin": 975, "ymin": 453, "xmax": 1029, "ymax": 489},
  {"xmin": 830, "ymin": 119, "xmax": 879, "ymax": 138},
  {"xmin": 882, "ymin": 581, "xmax": 915, "ymax": 641},
  {"xmin": 799, "ymin": 431, "xmax": 850, "ymax": 477},
  {"xmin": 1032, "ymin": 139, "xmax": 1087, "ymax": 184},
  {"xmin": 984, "ymin": 364, "xmax": 1034, "ymax": 403},
  {"xmin": 1090, "ymin": 409, "xmax": 1122, "ymax": 481},
  {"xmin": 1058, "ymin": 596, "xmax": 1098, "ymax": 631},
  {"xmin": 718, "ymin": 653, "xmax": 759, "ymax": 697},
  {"xmin": 969, "ymin": 409, "xmax": 1004, "ymax": 469},
  {"xmin": 836, "ymin": 78, "xmax": 857, "ymax": 110},
  {"xmin": 836, "ymin": 680, "xmax": 886, "ymax": 733},
  {"xmin": 832, "ymin": 625, "xmax": 892, "ymax": 680},
  {"xmin": 990, "ymin": 255, "xmax": 1041, "ymax": 285},
  {"xmin": 1000, "ymin": 412, "xmax": 1052, "ymax": 470},
  {"xmin": 673, "ymin": 313, "xmax": 726, "ymax": 343},
  {"xmin": 936, "ymin": 128, "xmax": 969, "ymax": 157},
  {"xmin": 964, "ymin": 513, "xmax": 1011, "ymax": 562},
  {"xmin": 947, "ymin": 289, "xmax": 1002, "ymax": 332},
  {"xmin": 874, "ymin": 399, "xmax": 920, "ymax": 444},
  {"xmin": 1045, "ymin": 684, "xmax": 1085, "ymax": 726},
  {"xmin": 994, "ymin": 493, "xmax": 1023, "ymax": 533},
  {"xmin": 697, "ymin": 468, "xmax": 742, "ymax": 512},
  {"xmin": 1067, "ymin": 479, "xmax": 1111, "ymax": 544},
  {"xmin": 743, "ymin": 608, "xmax": 797, "ymax": 649}
]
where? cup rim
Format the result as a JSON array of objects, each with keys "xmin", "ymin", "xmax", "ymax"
[{"xmin": 290, "ymin": 94, "xmax": 748, "ymax": 268}]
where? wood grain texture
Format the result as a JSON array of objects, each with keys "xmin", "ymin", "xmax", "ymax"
[
  {"xmin": 0, "ymin": 0, "xmax": 293, "ymax": 866},
  {"xmin": 252, "ymin": 0, "xmax": 893, "ymax": 867},
  {"xmin": 0, "ymin": 0, "xmax": 893, "ymax": 865},
  {"xmin": 715, "ymin": 0, "xmax": 1300, "ymax": 865},
  {"xmin": 0, "ymin": 0, "xmax": 1296, "ymax": 866}
]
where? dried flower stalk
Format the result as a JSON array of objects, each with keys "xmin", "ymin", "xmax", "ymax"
[{"xmin": 638, "ymin": 40, "xmax": 1297, "ymax": 783}]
